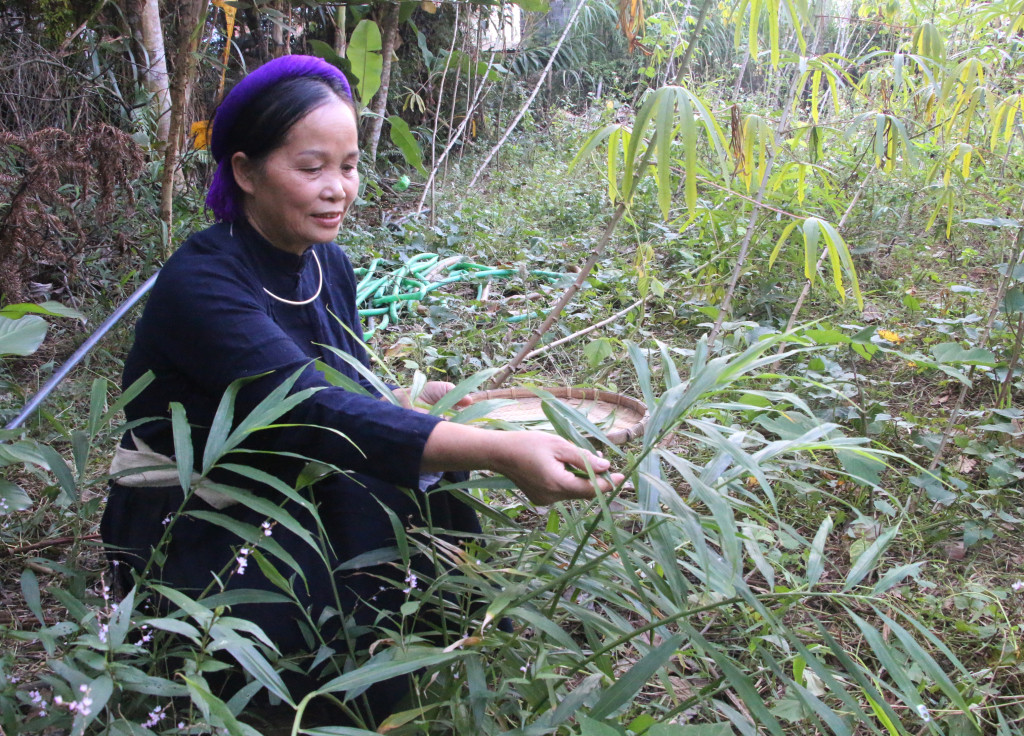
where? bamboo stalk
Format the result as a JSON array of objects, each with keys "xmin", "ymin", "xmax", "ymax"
[
  {"xmin": 524, "ymin": 297, "xmax": 646, "ymax": 361},
  {"xmin": 489, "ymin": 202, "xmax": 628, "ymax": 389}
]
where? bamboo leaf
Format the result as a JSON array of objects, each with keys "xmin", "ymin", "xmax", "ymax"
[
  {"xmin": 569, "ymin": 124, "xmax": 619, "ymax": 175},
  {"xmin": 681, "ymin": 94, "xmax": 697, "ymax": 212},
  {"xmin": 587, "ymin": 634, "xmax": 685, "ymax": 719},
  {"xmin": 801, "ymin": 217, "xmax": 821, "ymax": 282},
  {"xmin": 387, "ymin": 116, "xmax": 427, "ymax": 176},
  {"xmin": 170, "ymin": 402, "xmax": 193, "ymax": 494},
  {"xmin": 316, "ymin": 647, "xmax": 467, "ymax": 696},
  {"xmin": 770, "ymin": 220, "xmax": 799, "ymax": 271},
  {"xmin": 843, "ymin": 526, "xmax": 898, "ymax": 590},
  {"xmin": 807, "ymin": 515, "xmax": 832, "ymax": 587},
  {"xmin": 655, "ymin": 88, "xmax": 675, "ymax": 219},
  {"xmin": 811, "ymin": 69, "xmax": 821, "ymax": 124},
  {"xmin": 748, "ymin": 0, "xmax": 762, "ymax": 60}
]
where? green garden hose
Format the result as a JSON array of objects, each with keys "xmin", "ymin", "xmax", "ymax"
[{"xmin": 352, "ymin": 255, "xmax": 561, "ymax": 340}]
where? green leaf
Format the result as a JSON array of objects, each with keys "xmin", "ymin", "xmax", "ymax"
[
  {"xmin": 70, "ymin": 675, "xmax": 114, "ymax": 736},
  {"xmin": 0, "ymin": 314, "xmax": 46, "ymax": 356},
  {"xmin": 584, "ymin": 337, "xmax": 615, "ymax": 368},
  {"xmin": 807, "ymin": 516, "xmax": 832, "ymax": 587},
  {"xmin": 649, "ymin": 724, "xmax": 734, "ymax": 736},
  {"xmin": 929, "ymin": 342, "xmax": 996, "ymax": 366},
  {"xmin": 579, "ymin": 715, "xmax": 623, "ymax": 736},
  {"xmin": 844, "ymin": 526, "xmax": 898, "ymax": 590},
  {"xmin": 170, "ymin": 402, "xmax": 193, "ymax": 494},
  {"xmin": 0, "ymin": 301, "xmax": 84, "ymax": 320},
  {"xmin": 510, "ymin": 0, "xmax": 550, "ymax": 12},
  {"xmin": 836, "ymin": 448, "xmax": 885, "ymax": 486},
  {"xmin": 316, "ymin": 647, "xmax": 466, "ymax": 696},
  {"xmin": 1002, "ymin": 287, "xmax": 1024, "ymax": 314},
  {"xmin": 0, "ymin": 479, "xmax": 32, "ymax": 512},
  {"xmin": 587, "ymin": 634, "xmax": 685, "ymax": 719},
  {"xmin": 209, "ymin": 622, "xmax": 293, "ymax": 705},
  {"xmin": 21, "ymin": 568, "xmax": 44, "ymax": 624},
  {"xmin": 348, "ymin": 20, "xmax": 383, "ymax": 107},
  {"xmin": 107, "ymin": 585, "xmax": 136, "ymax": 648},
  {"xmin": 654, "ymin": 88, "xmax": 675, "ymax": 219},
  {"xmin": 388, "ymin": 116, "xmax": 427, "ymax": 176}
]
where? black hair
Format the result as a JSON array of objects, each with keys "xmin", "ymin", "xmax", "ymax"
[{"xmin": 217, "ymin": 75, "xmax": 354, "ymax": 164}]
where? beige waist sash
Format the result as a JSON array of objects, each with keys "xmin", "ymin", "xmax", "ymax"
[{"xmin": 109, "ymin": 434, "xmax": 238, "ymax": 509}]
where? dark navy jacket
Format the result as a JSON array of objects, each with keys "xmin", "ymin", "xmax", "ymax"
[{"xmin": 102, "ymin": 221, "xmax": 479, "ymax": 705}]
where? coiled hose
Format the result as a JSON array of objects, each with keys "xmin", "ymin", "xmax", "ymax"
[{"xmin": 354, "ymin": 253, "xmax": 563, "ymax": 340}]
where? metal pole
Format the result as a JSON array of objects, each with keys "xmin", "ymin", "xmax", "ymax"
[{"xmin": 4, "ymin": 271, "xmax": 160, "ymax": 431}]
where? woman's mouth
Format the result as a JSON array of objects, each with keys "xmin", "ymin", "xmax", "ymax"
[{"xmin": 312, "ymin": 212, "xmax": 343, "ymax": 227}]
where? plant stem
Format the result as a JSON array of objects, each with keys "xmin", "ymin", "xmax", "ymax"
[
  {"xmin": 674, "ymin": 0, "xmax": 713, "ymax": 85},
  {"xmin": 416, "ymin": 51, "xmax": 499, "ymax": 214},
  {"xmin": 488, "ymin": 202, "xmax": 628, "ymax": 389},
  {"xmin": 997, "ymin": 312, "xmax": 1024, "ymax": 407},
  {"xmin": 524, "ymin": 296, "xmax": 646, "ymax": 362},
  {"xmin": 466, "ymin": 0, "xmax": 587, "ymax": 190}
]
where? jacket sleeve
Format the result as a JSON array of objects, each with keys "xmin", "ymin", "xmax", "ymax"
[{"xmin": 136, "ymin": 244, "xmax": 440, "ymax": 490}]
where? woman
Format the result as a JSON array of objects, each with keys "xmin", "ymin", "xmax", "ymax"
[{"xmin": 102, "ymin": 56, "xmax": 620, "ymax": 720}]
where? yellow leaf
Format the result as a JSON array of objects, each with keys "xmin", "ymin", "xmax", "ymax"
[
  {"xmin": 877, "ymin": 329, "xmax": 902, "ymax": 344},
  {"xmin": 190, "ymin": 120, "xmax": 211, "ymax": 150}
]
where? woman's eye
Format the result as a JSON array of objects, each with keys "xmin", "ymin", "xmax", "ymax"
[{"xmin": 302, "ymin": 167, "xmax": 322, "ymax": 174}]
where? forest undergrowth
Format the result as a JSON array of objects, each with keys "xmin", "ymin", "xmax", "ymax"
[{"xmin": 3, "ymin": 2, "xmax": 1024, "ymax": 734}]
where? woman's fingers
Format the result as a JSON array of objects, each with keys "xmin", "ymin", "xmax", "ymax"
[{"xmin": 505, "ymin": 433, "xmax": 625, "ymax": 504}]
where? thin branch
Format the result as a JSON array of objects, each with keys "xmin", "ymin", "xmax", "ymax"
[
  {"xmin": 489, "ymin": 201, "xmax": 628, "ymax": 389},
  {"xmin": 467, "ymin": 0, "xmax": 587, "ymax": 190},
  {"xmin": 0, "ymin": 534, "xmax": 101, "ymax": 557},
  {"xmin": 416, "ymin": 50, "xmax": 499, "ymax": 214},
  {"xmin": 524, "ymin": 297, "xmax": 647, "ymax": 362}
]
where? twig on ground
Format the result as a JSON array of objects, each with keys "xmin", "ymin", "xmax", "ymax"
[
  {"xmin": 524, "ymin": 297, "xmax": 647, "ymax": 362},
  {"xmin": 1, "ymin": 533, "xmax": 101, "ymax": 557}
]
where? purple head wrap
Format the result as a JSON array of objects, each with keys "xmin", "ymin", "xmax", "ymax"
[{"xmin": 205, "ymin": 55, "xmax": 353, "ymax": 222}]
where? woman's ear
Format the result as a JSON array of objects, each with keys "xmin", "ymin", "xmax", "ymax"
[{"xmin": 232, "ymin": 152, "xmax": 258, "ymax": 195}]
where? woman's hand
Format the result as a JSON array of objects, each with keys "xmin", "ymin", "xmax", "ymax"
[
  {"xmin": 489, "ymin": 431, "xmax": 624, "ymax": 506},
  {"xmin": 422, "ymin": 423, "xmax": 625, "ymax": 506},
  {"xmin": 393, "ymin": 381, "xmax": 473, "ymax": 412}
]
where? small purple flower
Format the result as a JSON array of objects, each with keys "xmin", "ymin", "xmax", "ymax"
[
  {"xmin": 236, "ymin": 547, "xmax": 251, "ymax": 575},
  {"xmin": 402, "ymin": 570, "xmax": 418, "ymax": 594}
]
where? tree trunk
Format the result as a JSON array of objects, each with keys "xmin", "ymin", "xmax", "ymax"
[
  {"xmin": 333, "ymin": 4, "xmax": 347, "ymax": 56},
  {"xmin": 136, "ymin": 0, "xmax": 171, "ymax": 146},
  {"xmin": 159, "ymin": 0, "xmax": 205, "ymax": 254},
  {"xmin": 365, "ymin": 2, "xmax": 401, "ymax": 164}
]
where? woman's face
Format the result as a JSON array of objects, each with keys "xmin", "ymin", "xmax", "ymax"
[{"xmin": 233, "ymin": 97, "xmax": 359, "ymax": 255}]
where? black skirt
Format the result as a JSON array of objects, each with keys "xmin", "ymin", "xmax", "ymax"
[{"xmin": 101, "ymin": 471, "xmax": 480, "ymax": 719}]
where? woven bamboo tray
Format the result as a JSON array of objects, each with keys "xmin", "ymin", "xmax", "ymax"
[{"xmin": 466, "ymin": 387, "xmax": 649, "ymax": 444}]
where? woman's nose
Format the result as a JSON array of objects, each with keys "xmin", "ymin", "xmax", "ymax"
[{"xmin": 321, "ymin": 173, "xmax": 345, "ymax": 200}]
